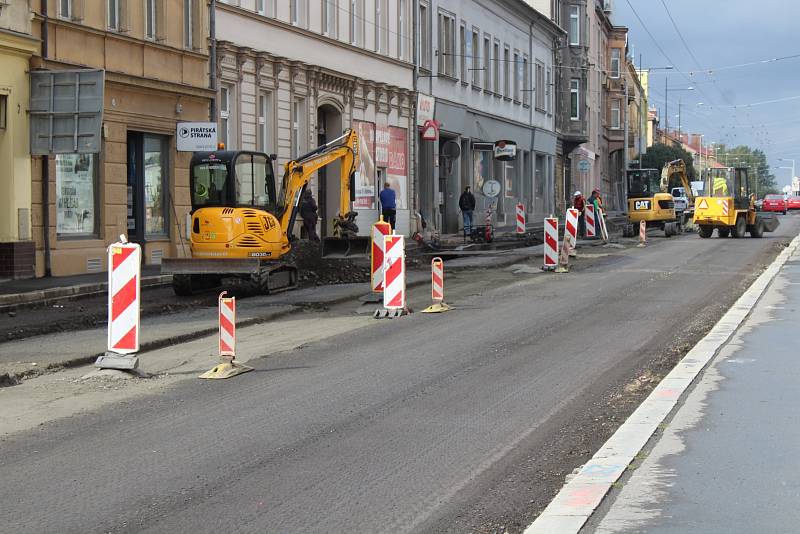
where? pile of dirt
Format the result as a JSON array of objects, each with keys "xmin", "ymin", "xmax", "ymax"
[{"xmin": 286, "ymin": 240, "xmax": 371, "ymax": 287}]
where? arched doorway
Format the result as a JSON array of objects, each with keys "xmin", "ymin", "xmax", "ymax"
[{"xmin": 316, "ymin": 103, "xmax": 343, "ymax": 237}]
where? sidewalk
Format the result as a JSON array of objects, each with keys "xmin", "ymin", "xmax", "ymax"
[{"xmin": 589, "ymin": 244, "xmax": 800, "ymax": 532}]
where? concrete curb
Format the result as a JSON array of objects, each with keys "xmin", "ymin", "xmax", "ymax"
[
  {"xmin": 0, "ymin": 275, "xmax": 172, "ymax": 311},
  {"xmin": 524, "ymin": 233, "xmax": 800, "ymax": 534}
]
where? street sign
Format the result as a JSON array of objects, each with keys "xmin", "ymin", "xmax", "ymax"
[
  {"xmin": 578, "ymin": 159, "xmax": 591, "ymax": 172},
  {"xmin": 482, "ymin": 179, "xmax": 501, "ymax": 198},
  {"xmin": 417, "ymin": 93, "xmax": 435, "ymax": 126},
  {"xmin": 177, "ymin": 122, "xmax": 218, "ymax": 152},
  {"xmin": 421, "ymin": 119, "xmax": 439, "ymax": 141},
  {"xmin": 30, "ymin": 69, "xmax": 104, "ymax": 155}
]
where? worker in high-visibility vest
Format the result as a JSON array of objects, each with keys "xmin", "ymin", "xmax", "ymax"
[{"xmin": 713, "ymin": 176, "xmax": 728, "ymax": 196}]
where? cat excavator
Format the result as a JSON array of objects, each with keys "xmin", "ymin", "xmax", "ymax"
[{"xmin": 161, "ymin": 129, "xmax": 369, "ymax": 295}]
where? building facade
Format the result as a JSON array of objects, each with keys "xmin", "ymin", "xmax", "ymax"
[
  {"xmin": 29, "ymin": 0, "xmax": 212, "ymax": 277},
  {"xmin": 0, "ymin": 1, "xmax": 40, "ymax": 278},
  {"xmin": 418, "ymin": 0, "xmax": 562, "ymax": 234},
  {"xmin": 215, "ymin": 0, "xmax": 416, "ymax": 237}
]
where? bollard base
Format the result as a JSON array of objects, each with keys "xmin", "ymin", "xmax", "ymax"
[
  {"xmin": 373, "ymin": 308, "xmax": 410, "ymax": 319},
  {"xmin": 95, "ymin": 353, "xmax": 139, "ymax": 371},
  {"xmin": 554, "ymin": 265, "xmax": 570, "ymax": 273},
  {"xmin": 637, "ymin": 242, "xmax": 647, "ymax": 248},
  {"xmin": 541, "ymin": 265, "xmax": 557, "ymax": 272},
  {"xmin": 421, "ymin": 302, "xmax": 452, "ymax": 313},
  {"xmin": 199, "ymin": 360, "xmax": 254, "ymax": 379}
]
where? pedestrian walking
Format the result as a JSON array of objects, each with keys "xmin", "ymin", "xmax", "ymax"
[
  {"xmin": 300, "ymin": 189, "xmax": 319, "ymax": 241},
  {"xmin": 379, "ymin": 182, "xmax": 397, "ymax": 231},
  {"xmin": 459, "ymin": 186, "xmax": 476, "ymax": 237},
  {"xmin": 572, "ymin": 191, "xmax": 586, "ymax": 237}
]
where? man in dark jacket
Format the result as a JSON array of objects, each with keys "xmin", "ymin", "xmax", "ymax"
[
  {"xmin": 300, "ymin": 189, "xmax": 319, "ymax": 241},
  {"xmin": 459, "ymin": 186, "xmax": 476, "ymax": 236}
]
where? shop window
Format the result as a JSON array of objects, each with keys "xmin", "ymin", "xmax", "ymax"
[
  {"xmin": 144, "ymin": 136, "xmax": 168, "ymax": 236},
  {"xmin": 56, "ymin": 154, "xmax": 99, "ymax": 238}
]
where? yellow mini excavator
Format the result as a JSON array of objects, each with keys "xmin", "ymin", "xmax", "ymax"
[
  {"xmin": 623, "ymin": 167, "xmax": 681, "ymax": 238},
  {"xmin": 161, "ymin": 129, "xmax": 370, "ymax": 295}
]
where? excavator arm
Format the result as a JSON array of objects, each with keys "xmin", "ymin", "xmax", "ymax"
[{"xmin": 662, "ymin": 159, "xmax": 694, "ymax": 205}]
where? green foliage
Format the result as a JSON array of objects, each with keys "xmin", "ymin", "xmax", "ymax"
[
  {"xmin": 714, "ymin": 145, "xmax": 778, "ymax": 196},
  {"xmin": 640, "ymin": 144, "xmax": 698, "ymax": 180}
]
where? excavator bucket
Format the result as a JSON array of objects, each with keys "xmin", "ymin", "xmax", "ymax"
[{"xmin": 321, "ymin": 236, "xmax": 371, "ymax": 258}]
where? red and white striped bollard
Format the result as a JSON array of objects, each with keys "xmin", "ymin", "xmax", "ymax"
[
  {"xmin": 516, "ymin": 203, "xmax": 526, "ymax": 234},
  {"xmin": 543, "ymin": 217, "xmax": 559, "ymax": 270}
]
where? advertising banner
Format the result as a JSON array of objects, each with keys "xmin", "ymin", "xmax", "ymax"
[
  {"xmin": 376, "ymin": 123, "xmax": 390, "ymax": 167},
  {"xmin": 387, "ymin": 127, "xmax": 408, "ymax": 210},
  {"xmin": 353, "ymin": 120, "xmax": 376, "ymax": 209}
]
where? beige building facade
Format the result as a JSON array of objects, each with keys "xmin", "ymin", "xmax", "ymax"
[
  {"xmin": 0, "ymin": 1, "xmax": 39, "ymax": 278},
  {"xmin": 215, "ymin": 1, "xmax": 416, "ymax": 236},
  {"xmin": 30, "ymin": 0, "xmax": 212, "ymax": 277}
]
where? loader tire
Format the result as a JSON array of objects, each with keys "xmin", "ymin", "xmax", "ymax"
[
  {"xmin": 698, "ymin": 225, "xmax": 714, "ymax": 239},
  {"xmin": 750, "ymin": 219, "xmax": 764, "ymax": 238},
  {"xmin": 718, "ymin": 228, "xmax": 730, "ymax": 238},
  {"xmin": 732, "ymin": 216, "xmax": 747, "ymax": 238},
  {"xmin": 172, "ymin": 274, "xmax": 193, "ymax": 296}
]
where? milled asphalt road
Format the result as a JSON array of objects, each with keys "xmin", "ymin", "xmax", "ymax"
[{"xmin": 2, "ymin": 216, "xmax": 799, "ymax": 534}]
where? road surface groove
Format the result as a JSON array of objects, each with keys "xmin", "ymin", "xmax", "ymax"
[{"xmin": 1, "ymin": 217, "xmax": 797, "ymax": 534}]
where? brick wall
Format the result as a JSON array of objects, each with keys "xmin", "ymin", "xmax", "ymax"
[{"xmin": 0, "ymin": 241, "xmax": 35, "ymax": 279}]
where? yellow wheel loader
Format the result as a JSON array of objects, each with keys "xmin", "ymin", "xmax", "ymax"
[
  {"xmin": 694, "ymin": 167, "xmax": 779, "ymax": 239},
  {"xmin": 161, "ymin": 129, "xmax": 370, "ymax": 295}
]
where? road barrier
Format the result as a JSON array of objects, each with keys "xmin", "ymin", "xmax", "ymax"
[
  {"xmin": 375, "ymin": 235, "xmax": 408, "ymax": 318},
  {"xmin": 200, "ymin": 291, "xmax": 253, "ymax": 379},
  {"xmin": 585, "ymin": 205, "xmax": 597, "ymax": 238},
  {"xmin": 371, "ymin": 217, "xmax": 392, "ymax": 292},
  {"xmin": 565, "ymin": 208, "xmax": 579, "ymax": 257},
  {"xmin": 95, "ymin": 236, "xmax": 141, "ymax": 371},
  {"xmin": 422, "ymin": 257, "xmax": 452, "ymax": 313},
  {"xmin": 556, "ymin": 233, "xmax": 572, "ymax": 273},
  {"xmin": 543, "ymin": 217, "xmax": 559, "ymax": 271},
  {"xmin": 598, "ymin": 208, "xmax": 609, "ymax": 242},
  {"xmin": 516, "ymin": 203, "xmax": 526, "ymax": 234},
  {"xmin": 638, "ymin": 219, "xmax": 647, "ymax": 247}
]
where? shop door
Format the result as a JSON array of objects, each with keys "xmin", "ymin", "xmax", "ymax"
[{"xmin": 127, "ymin": 132, "xmax": 169, "ymax": 243}]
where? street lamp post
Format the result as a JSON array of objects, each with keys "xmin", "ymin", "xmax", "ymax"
[{"xmin": 779, "ymin": 158, "xmax": 796, "ymax": 178}]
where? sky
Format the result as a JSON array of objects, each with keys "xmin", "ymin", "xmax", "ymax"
[{"xmin": 612, "ymin": 0, "xmax": 800, "ymax": 189}]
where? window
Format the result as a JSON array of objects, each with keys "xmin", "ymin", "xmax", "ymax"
[
  {"xmin": 235, "ymin": 154, "xmax": 273, "ymax": 207},
  {"xmin": 144, "ymin": 136, "xmax": 168, "ymax": 236},
  {"xmin": 483, "ymin": 34, "xmax": 491, "ymax": 91},
  {"xmin": 552, "ymin": 0, "xmax": 561, "ymax": 26},
  {"xmin": 108, "ymin": 0, "xmax": 119, "ymax": 29},
  {"xmin": 0, "ymin": 95, "xmax": 6, "ymax": 129},
  {"xmin": 419, "ymin": 1, "xmax": 431, "ymax": 70},
  {"xmin": 375, "ymin": 0, "xmax": 388, "ymax": 53},
  {"xmin": 257, "ymin": 0, "xmax": 275, "ymax": 16},
  {"xmin": 397, "ymin": 0, "xmax": 407, "ymax": 59},
  {"xmin": 59, "ymin": 0, "xmax": 72, "ymax": 19},
  {"xmin": 610, "ymin": 48, "xmax": 621, "ymax": 78},
  {"xmin": 611, "ymin": 98, "xmax": 621, "ymax": 129},
  {"xmin": 503, "ymin": 45, "xmax": 510, "ymax": 97},
  {"xmin": 290, "ymin": 0, "xmax": 306, "ymax": 27},
  {"xmin": 569, "ymin": 5, "xmax": 579, "ymax": 46},
  {"xmin": 258, "ymin": 92, "xmax": 273, "ymax": 153},
  {"xmin": 522, "ymin": 56, "xmax": 530, "ymax": 106},
  {"xmin": 546, "ymin": 67, "xmax": 552, "ymax": 112},
  {"xmin": 183, "ymin": 0, "xmax": 192, "ymax": 48},
  {"xmin": 220, "ymin": 85, "xmax": 231, "ymax": 149},
  {"xmin": 292, "ymin": 98, "xmax": 306, "ymax": 159},
  {"xmin": 570, "ymin": 78, "xmax": 580, "ymax": 119},
  {"xmin": 459, "ymin": 23, "xmax": 467, "ymax": 82},
  {"xmin": 145, "ymin": 0, "xmax": 156, "ymax": 39},
  {"xmin": 56, "ymin": 154, "xmax": 99, "ymax": 237},
  {"xmin": 471, "ymin": 29, "xmax": 480, "ymax": 87},
  {"xmin": 535, "ymin": 61, "xmax": 545, "ymax": 109},
  {"xmin": 322, "ymin": 0, "xmax": 337, "ymax": 37},
  {"xmin": 493, "ymin": 40, "xmax": 500, "ymax": 95},
  {"xmin": 437, "ymin": 10, "xmax": 456, "ymax": 77},
  {"xmin": 513, "ymin": 52, "xmax": 520, "ymax": 101},
  {"xmin": 350, "ymin": 0, "xmax": 363, "ymax": 45}
]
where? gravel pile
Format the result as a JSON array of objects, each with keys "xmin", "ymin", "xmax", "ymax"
[{"xmin": 287, "ymin": 239, "xmax": 371, "ymax": 287}]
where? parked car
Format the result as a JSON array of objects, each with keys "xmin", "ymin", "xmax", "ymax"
[
  {"xmin": 762, "ymin": 194, "xmax": 787, "ymax": 214},
  {"xmin": 788, "ymin": 196, "xmax": 800, "ymax": 210},
  {"xmin": 671, "ymin": 187, "xmax": 689, "ymax": 212}
]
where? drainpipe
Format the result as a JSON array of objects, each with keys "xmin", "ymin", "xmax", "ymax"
[
  {"xmin": 41, "ymin": 0, "xmax": 51, "ymax": 276},
  {"xmin": 529, "ymin": 20, "xmax": 535, "ymax": 215},
  {"xmin": 412, "ymin": 0, "xmax": 419, "ymax": 232},
  {"xmin": 209, "ymin": 0, "xmax": 217, "ymax": 121}
]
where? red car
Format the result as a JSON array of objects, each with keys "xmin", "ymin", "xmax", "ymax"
[
  {"xmin": 789, "ymin": 196, "xmax": 800, "ymax": 210},
  {"xmin": 762, "ymin": 194, "xmax": 787, "ymax": 214}
]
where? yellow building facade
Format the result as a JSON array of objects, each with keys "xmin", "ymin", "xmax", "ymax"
[
  {"xmin": 0, "ymin": 1, "xmax": 39, "ymax": 279},
  {"xmin": 30, "ymin": 0, "xmax": 212, "ymax": 277}
]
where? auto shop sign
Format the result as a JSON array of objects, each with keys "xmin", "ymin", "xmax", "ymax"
[{"xmin": 177, "ymin": 122, "xmax": 218, "ymax": 152}]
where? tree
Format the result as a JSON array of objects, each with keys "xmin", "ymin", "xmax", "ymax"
[{"xmin": 640, "ymin": 143, "xmax": 698, "ymax": 180}]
